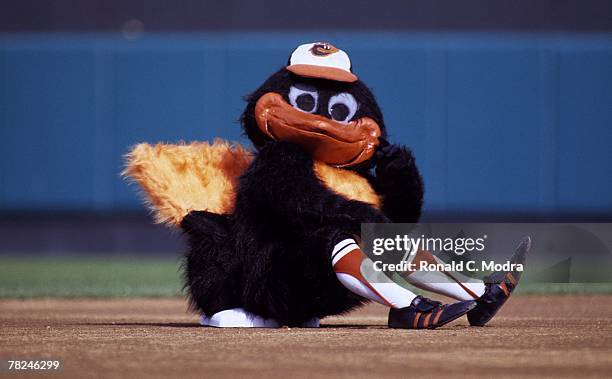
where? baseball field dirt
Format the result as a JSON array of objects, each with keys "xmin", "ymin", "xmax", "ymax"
[{"xmin": 1, "ymin": 295, "xmax": 611, "ymax": 378}]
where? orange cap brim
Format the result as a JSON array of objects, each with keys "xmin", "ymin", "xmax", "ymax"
[{"xmin": 286, "ymin": 64, "xmax": 358, "ymax": 83}]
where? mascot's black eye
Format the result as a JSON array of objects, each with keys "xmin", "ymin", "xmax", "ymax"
[
  {"xmin": 328, "ymin": 92, "xmax": 358, "ymax": 123},
  {"xmin": 289, "ymin": 85, "xmax": 318, "ymax": 113},
  {"xmin": 296, "ymin": 94, "xmax": 315, "ymax": 111}
]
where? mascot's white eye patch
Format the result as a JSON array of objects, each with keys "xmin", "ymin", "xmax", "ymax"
[
  {"xmin": 288, "ymin": 84, "xmax": 318, "ymax": 113},
  {"xmin": 328, "ymin": 92, "xmax": 357, "ymax": 124}
]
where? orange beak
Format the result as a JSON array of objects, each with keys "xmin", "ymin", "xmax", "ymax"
[{"xmin": 254, "ymin": 92, "xmax": 381, "ymax": 168}]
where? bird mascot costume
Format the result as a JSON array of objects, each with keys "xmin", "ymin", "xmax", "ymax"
[{"xmin": 125, "ymin": 42, "xmax": 529, "ymax": 329}]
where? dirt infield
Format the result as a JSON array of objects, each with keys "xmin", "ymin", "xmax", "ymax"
[{"xmin": 1, "ymin": 296, "xmax": 611, "ymax": 378}]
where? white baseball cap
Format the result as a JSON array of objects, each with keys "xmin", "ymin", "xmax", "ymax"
[{"xmin": 286, "ymin": 42, "xmax": 358, "ymax": 83}]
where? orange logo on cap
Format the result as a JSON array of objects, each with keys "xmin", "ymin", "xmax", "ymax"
[{"xmin": 310, "ymin": 43, "xmax": 339, "ymax": 57}]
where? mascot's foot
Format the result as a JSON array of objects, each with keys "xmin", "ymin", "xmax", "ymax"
[
  {"xmin": 468, "ymin": 236, "xmax": 531, "ymax": 327},
  {"xmin": 199, "ymin": 309, "xmax": 320, "ymax": 328},
  {"xmin": 299, "ymin": 317, "xmax": 321, "ymax": 328},
  {"xmin": 200, "ymin": 308, "xmax": 281, "ymax": 328},
  {"xmin": 388, "ymin": 296, "xmax": 476, "ymax": 329}
]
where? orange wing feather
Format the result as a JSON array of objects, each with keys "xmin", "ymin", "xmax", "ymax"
[{"xmin": 123, "ymin": 140, "xmax": 380, "ymax": 227}]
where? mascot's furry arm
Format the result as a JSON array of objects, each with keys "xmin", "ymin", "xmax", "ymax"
[
  {"xmin": 371, "ymin": 140, "xmax": 424, "ymax": 223},
  {"xmin": 123, "ymin": 140, "xmax": 383, "ymax": 228}
]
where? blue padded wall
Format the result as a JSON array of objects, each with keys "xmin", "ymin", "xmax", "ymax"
[{"xmin": 1, "ymin": 32, "xmax": 611, "ymax": 215}]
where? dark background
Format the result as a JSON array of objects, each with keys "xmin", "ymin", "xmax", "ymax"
[{"xmin": 2, "ymin": 0, "xmax": 612, "ymax": 32}]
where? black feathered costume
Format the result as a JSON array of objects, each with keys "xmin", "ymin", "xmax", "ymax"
[
  {"xmin": 126, "ymin": 42, "xmax": 520, "ymax": 329},
  {"xmin": 181, "ymin": 67, "xmax": 423, "ymax": 326}
]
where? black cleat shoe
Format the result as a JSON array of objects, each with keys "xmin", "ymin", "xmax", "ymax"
[
  {"xmin": 388, "ymin": 296, "xmax": 476, "ymax": 330},
  {"xmin": 468, "ymin": 236, "xmax": 531, "ymax": 327}
]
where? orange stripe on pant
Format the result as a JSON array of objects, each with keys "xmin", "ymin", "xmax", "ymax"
[{"xmin": 333, "ymin": 248, "xmax": 393, "ymax": 307}]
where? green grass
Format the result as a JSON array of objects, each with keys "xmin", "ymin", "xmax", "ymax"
[
  {"xmin": 0, "ymin": 256, "xmax": 183, "ymax": 298},
  {"xmin": 1, "ymin": 257, "xmax": 611, "ymax": 298},
  {"xmin": 515, "ymin": 282, "xmax": 612, "ymax": 295}
]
